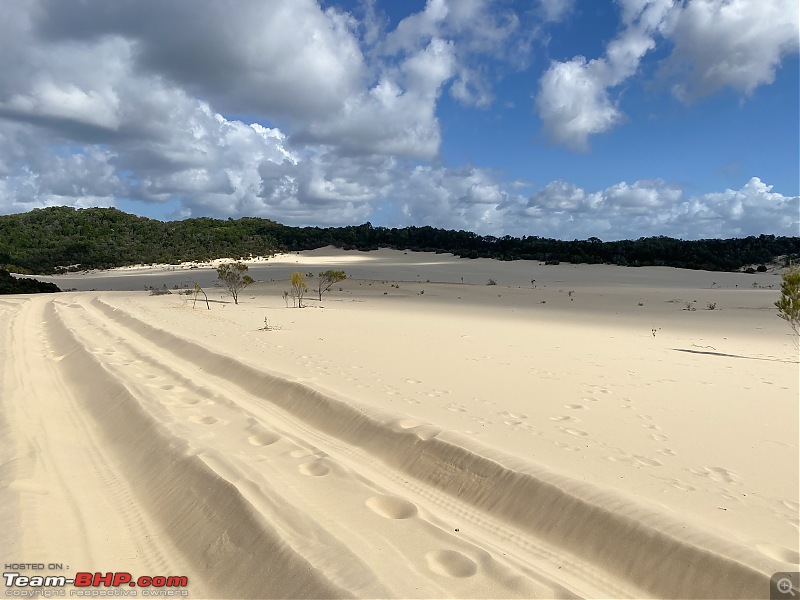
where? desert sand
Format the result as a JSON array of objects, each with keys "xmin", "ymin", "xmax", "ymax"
[{"xmin": 2, "ymin": 248, "xmax": 798, "ymax": 599}]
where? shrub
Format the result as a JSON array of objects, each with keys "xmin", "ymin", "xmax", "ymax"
[
  {"xmin": 706, "ymin": 302, "xmax": 716, "ymax": 310},
  {"xmin": 487, "ymin": 278, "xmax": 497, "ymax": 286},
  {"xmin": 290, "ymin": 272, "xmax": 307, "ymax": 308},
  {"xmin": 192, "ymin": 282, "xmax": 210, "ymax": 309},
  {"xmin": 775, "ymin": 263, "xmax": 800, "ymax": 345},
  {"xmin": 317, "ymin": 270, "xmax": 346, "ymax": 301},
  {"xmin": 216, "ymin": 262, "xmax": 254, "ymax": 304},
  {"xmin": 147, "ymin": 284, "xmax": 171, "ymax": 296}
]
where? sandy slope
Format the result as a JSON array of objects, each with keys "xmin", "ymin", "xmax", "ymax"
[{"xmin": 2, "ymin": 249, "xmax": 798, "ymax": 599}]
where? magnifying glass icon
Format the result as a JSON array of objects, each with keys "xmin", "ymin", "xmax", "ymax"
[{"xmin": 778, "ymin": 577, "xmax": 797, "ymax": 597}]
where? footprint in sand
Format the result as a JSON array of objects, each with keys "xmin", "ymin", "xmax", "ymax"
[
  {"xmin": 564, "ymin": 404, "xmax": 585, "ymax": 410},
  {"xmin": 175, "ymin": 397, "xmax": 200, "ymax": 406},
  {"xmin": 655, "ymin": 476, "xmax": 696, "ymax": 492},
  {"xmin": 365, "ymin": 495, "xmax": 418, "ymax": 519},
  {"xmin": 642, "ymin": 424, "xmax": 660, "ymax": 430},
  {"xmin": 550, "ymin": 415, "xmax": 579, "ymax": 423},
  {"xmin": 397, "ymin": 420, "xmax": 441, "ymax": 440},
  {"xmin": 633, "ymin": 455, "xmax": 661, "ymax": 467},
  {"xmin": 247, "ymin": 432, "xmax": 280, "ymax": 446},
  {"xmin": 189, "ymin": 415, "xmax": 219, "ymax": 425},
  {"xmin": 559, "ymin": 426, "xmax": 588, "ymax": 437},
  {"xmin": 554, "ymin": 441, "xmax": 581, "ymax": 451},
  {"xmin": 650, "ymin": 433, "xmax": 669, "ymax": 441},
  {"xmin": 424, "ymin": 550, "xmax": 478, "ymax": 578},
  {"xmin": 687, "ymin": 466, "xmax": 740, "ymax": 484},
  {"xmin": 656, "ymin": 448, "xmax": 677, "ymax": 456},
  {"xmin": 588, "ymin": 386, "xmax": 611, "ymax": 394},
  {"xmin": 497, "ymin": 410, "xmax": 528, "ymax": 420},
  {"xmin": 299, "ymin": 461, "xmax": 330, "ymax": 477},
  {"xmin": 405, "ymin": 379, "xmax": 422, "ymax": 384},
  {"xmin": 608, "ymin": 455, "xmax": 637, "ymax": 464}
]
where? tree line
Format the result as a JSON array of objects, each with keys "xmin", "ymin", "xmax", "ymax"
[
  {"xmin": 0, "ymin": 269, "xmax": 61, "ymax": 294},
  {"xmin": 1, "ymin": 207, "xmax": 797, "ymax": 275}
]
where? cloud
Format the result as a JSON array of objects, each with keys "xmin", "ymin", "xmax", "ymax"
[
  {"xmin": 659, "ymin": 0, "xmax": 800, "ymax": 100},
  {"xmin": 382, "ymin": 0, "xmax": 525, "ymax": 109},
  {"xmin": 537, "ymin": 0, "xmax": 799, "ymax": 150},
  {"xmin": 33, "ymin": 0, "xmax": 368, "ymax": 122},
  {"xmin": 298, "ymin": 38, "xmax": 456, "ymax": 159},
  {"xmin": 536, "ymin": 1, "xmax": 670, "ymax": 150},
  {"xmin": 516, "ymin": 177, "xmax": 798, "ymax": 239},
  {"xmin": 538, "ymin": 0, "xmax": 575, "ymax": 22}
]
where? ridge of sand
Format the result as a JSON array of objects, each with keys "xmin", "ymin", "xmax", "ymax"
[{"xmin": 2, "ymin": 249, "xmax": 797, "ymax": 598}]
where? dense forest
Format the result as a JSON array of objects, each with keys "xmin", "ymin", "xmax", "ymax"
[
  {"xmin": 0, "ymin": 269, "xmax": 61, "ymax": 294},
  {"xmin": 1, "ymin": 206, "xmax": 797, "ymax": 275}
]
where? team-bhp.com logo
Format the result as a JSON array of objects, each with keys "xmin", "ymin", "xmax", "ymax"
[{"xmin": 4, "ymin": 571, "xmax": 188, "ymax": 597}]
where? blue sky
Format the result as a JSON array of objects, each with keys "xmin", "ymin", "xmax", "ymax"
[{"xmin": 0, "ymin": 0, "xmax": 797, "ymax": 240}]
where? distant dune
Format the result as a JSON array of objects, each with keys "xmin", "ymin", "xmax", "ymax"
[{"xmin": 2, "ymin": 248, "xmax": 797, "ymax": 598}]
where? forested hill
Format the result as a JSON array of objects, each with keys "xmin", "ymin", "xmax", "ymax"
[{"xmin": 1, "ymin": 206, "xmax": 798, "ymax": 275}]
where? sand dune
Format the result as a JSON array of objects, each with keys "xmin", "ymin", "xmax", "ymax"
[{"xmin": 2, "ymin": 249, "xmax": 797, "ymax": 598}]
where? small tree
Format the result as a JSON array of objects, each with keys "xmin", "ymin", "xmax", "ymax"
[
  {"xmin": 317, "ymin": 270, "xmax": 346, "ymax": 301},
  {"xmin": 192, "ymin": 281, "xmax": 210, "ymax": 310},
  {"xmin": 216, "ymin": 262, "xmax": 254, "ymax": 305},
  {"xmin": 290, "ymin": 272, "xmax": 307, "ymax": 308},
  {"xmin": 775, "ymin": 263, "xmax": 800, "ymax": 347}
]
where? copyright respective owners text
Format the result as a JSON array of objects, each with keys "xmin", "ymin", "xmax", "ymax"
[
  {"xmin": 4, "ymin": 563, "xmax": 189, "ymax": 597},
  {"xmin": 772, "ymin": 572, "xmax": 800, "ymax": 600}
]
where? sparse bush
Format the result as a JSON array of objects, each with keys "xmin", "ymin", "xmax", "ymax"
[
  {"xmin": 192, "ymin": 282, "xmax": 210, "ymax": 309},
  {"xmin": 775, "ymin": 263, "xmax": 800, "ymax": 346},
  {"xmin": 317, "ymin": 270, "xmax": 346, "ymax": 301},
  {"xmin": 683, "ymin": 303, "xmax": 696, "ymax": 311},
  {"xmin": 487, "ymin": 278, "xmax": 497, "ymax": 286},
  {"xmin": 260, "ymin": 316, "xmax": 281, "ymax": 331},
  {"xmin": 147, "ymin": 284, "xmax": 171, "ymax": 296},
  {"xmin": 290, "ymin": 272, "xmax": 307, "ymax": 308},
  {"xmin": 216, "ymin": 262, "xmax": 254, "ymax": 304},
  {"xmin": 706, "ymin": 302, "xmax": 716, "ymax": 310}
]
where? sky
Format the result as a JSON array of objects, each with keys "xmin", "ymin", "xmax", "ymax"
[{"xmin": 0, "ymin": 0, "xmax": 798, "ymax": 241}]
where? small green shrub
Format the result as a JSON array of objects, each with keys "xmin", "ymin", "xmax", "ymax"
[{"xmin": 775, "ymin": 263, "xmax": 800, "ymax": 345}]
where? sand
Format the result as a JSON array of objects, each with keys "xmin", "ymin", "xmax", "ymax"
[{"xmin": 2, "ymin": 248, "xmax": 798, "ymax": 599}]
